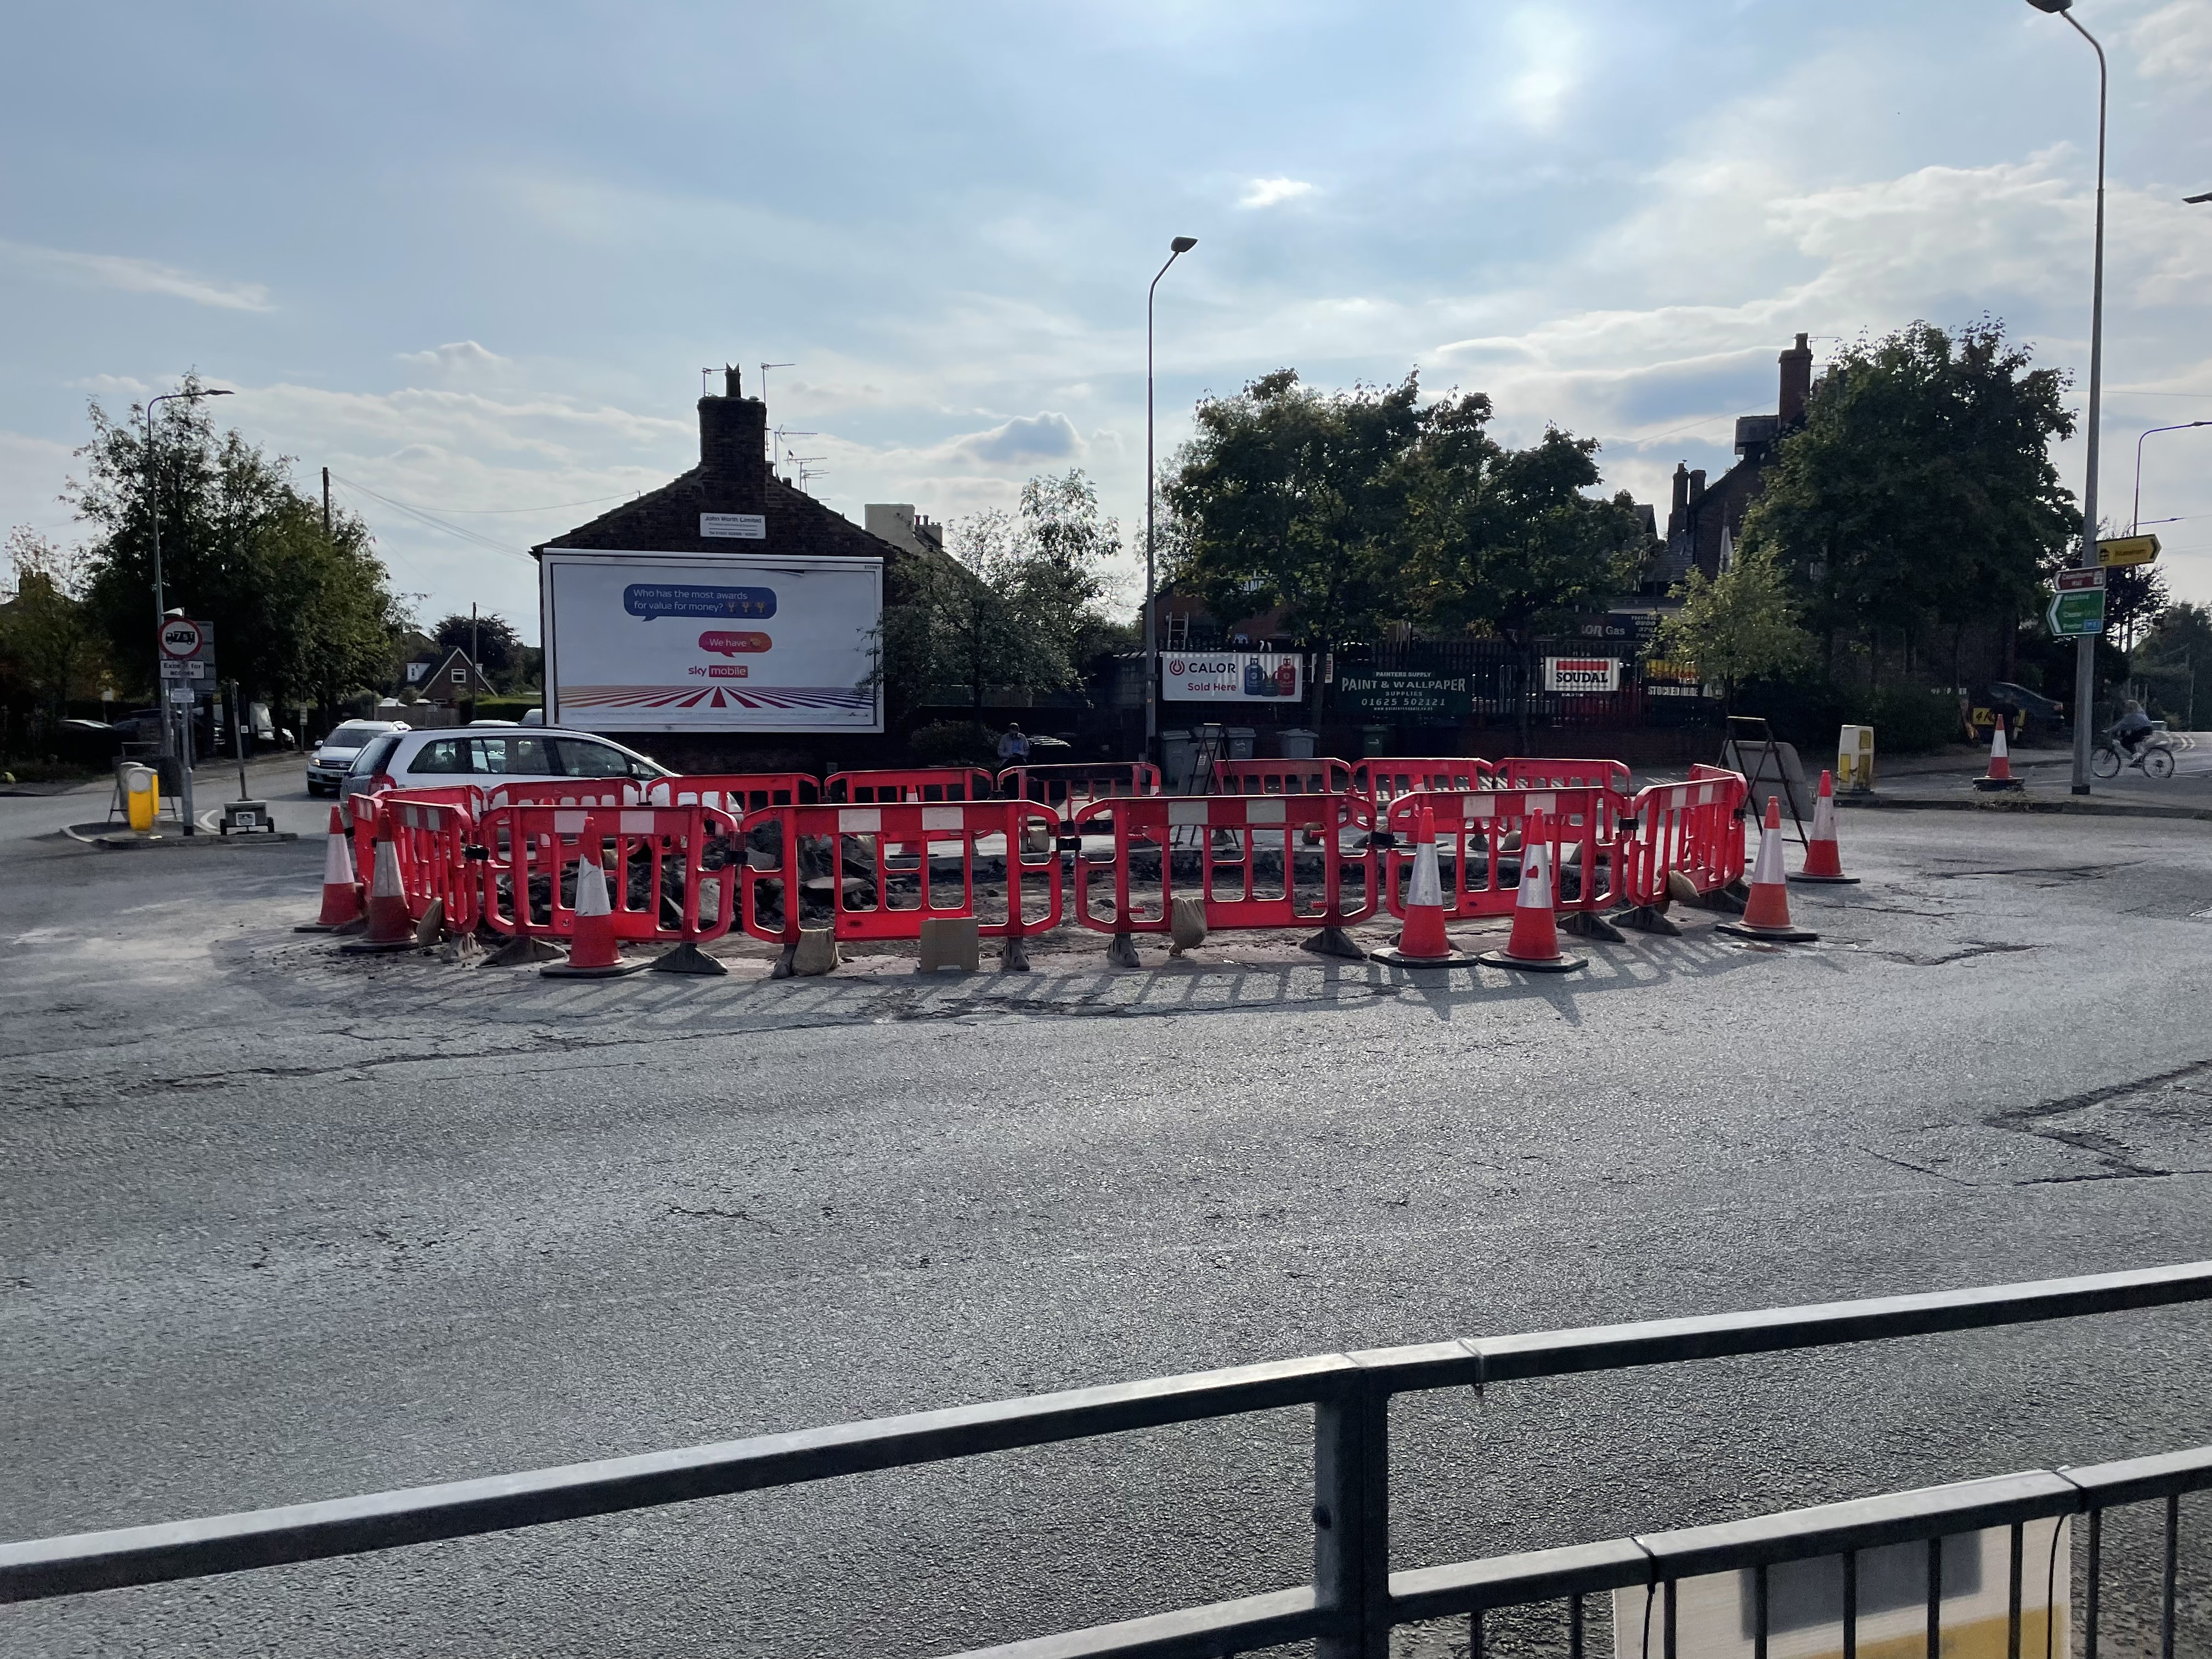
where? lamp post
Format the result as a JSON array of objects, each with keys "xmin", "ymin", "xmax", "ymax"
[
  {"xmin": 144, "ymin": 386, "xmax": 232, "ymax": 830},
  {"xmin": 1145, "ymin": 235, "xmax": 1197, "ymax": 769},
  {"xmin": 2133, "ymin": 422, "xmax": 2211, "ymax": 533},
  {"xmin": 2024, "ymin": 0, "xmax": 2107, "ymax": 794}
]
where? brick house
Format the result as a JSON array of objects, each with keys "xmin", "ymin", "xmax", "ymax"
[{"xmin": 1666, "ymin": 333, "xmax": 1815, "ymax": 580}]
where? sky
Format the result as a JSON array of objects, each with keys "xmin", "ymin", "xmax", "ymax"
[{"xmin": 2, "ymin": 0, "xmax": 2208, "ymax": 643}]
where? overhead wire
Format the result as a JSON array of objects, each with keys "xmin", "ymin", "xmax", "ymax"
[{"xmin": 326, "ymin": 473, "xmax": 538, "ymax": 565}]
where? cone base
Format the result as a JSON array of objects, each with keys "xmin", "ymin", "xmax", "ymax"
[
  {"xmin": 1974, "ymin": 776, "xmax": 2024, "ymax": 793},
  {"xmin": 295, "ymin": 916, "xmax": 365, "ymax": 934},
  {"xmin": 1787, "ymin": 873, "xmax": 1860, "ymax": 885},
  {"xmin": 1476, "ymin": 947, "xmax": 1586, "ymax": 973},
  {"xmin": 541, "ymin": 956, "xmax": 650, "ymax": 978},
  {"xmin": 338, "ymin": 935, "xmax": 420, "ymax": 955},
  {"xmin": 1716, "ymin": 921, "xmax": 1820, "ymax": 943},
  {"xmin": 1369, "ymin": 945, "xmax": 1476, "ymax": 969}
]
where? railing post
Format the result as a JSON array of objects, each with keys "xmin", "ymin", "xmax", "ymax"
[{"xmin": 1314, "ymin": 1380, "xmax": 1390, "ymax": 1659}]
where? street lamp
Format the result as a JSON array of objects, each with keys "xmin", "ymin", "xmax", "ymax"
[
  {"xmin": 2024, "ymin": 0, "xmax": 2107, "ymax": 795},
  {"xmin": 1145, "ymin": 235, "xmax": 1197, "ymax": 770},
  {"xmin": 145, "ymin": 385, "xmax": 233, "ymax": 830},
  {"xmin": 2134, "ymin": 422, "xmax": 2212, "ymax": 533}
]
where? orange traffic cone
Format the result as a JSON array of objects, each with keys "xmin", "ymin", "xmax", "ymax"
[
  {"xmin": 296, "ymin": 806, "xmax": 365, "ymax": 932},
  {"xmin": 1479, "ymin": 812, "xmax": 1587, "ymax": 973},
  {"xmin": 543, "ymin": 847, "xmax": 648, "ymax": 978},
  {"xmin": 1372, "ymin": 802, "xmax": 1473, "ymax": 968},
  {"xmin": 1975, "ymin": 724, "xmax": 2024, "ymax": 792},
  {"xmin": 1718, "ymin": 798, "xmax": 1819, "ymax": 941},
  {"xmin": 339, "ymin": 829, "xmax": 417, "ymax": 953},
  {"xmin": 1790, "ymin": 770, "xmax": 1859, "ymax": 885}
]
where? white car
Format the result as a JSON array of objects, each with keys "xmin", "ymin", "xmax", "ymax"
[
  {"xmin": 342, "ymin": 725, "xmax": 672, "ymax": 803},
  {"xmin": 307, "ymin": 720, "xmax": 409, "ymax": 796}
]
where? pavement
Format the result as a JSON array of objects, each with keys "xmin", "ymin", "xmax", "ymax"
[
  {"xmin": 1831, "ymin": 734, "xmax": 2212, "ymax": 817},
  {"xmin": 4, "ymin": 762, "xmax": 2212, "ymax": 1656}
]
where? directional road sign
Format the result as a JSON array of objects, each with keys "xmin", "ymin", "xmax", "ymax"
[
  {"xmin": 2050, "ymin": 568, "xmax": 2105, "ymax": 636},
  {"xmin": 2097, "ymin": 533, "xmax": 2162, "ymax": 567}
]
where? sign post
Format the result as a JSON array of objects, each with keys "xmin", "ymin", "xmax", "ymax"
[
  {"xmin": 157, "ymin": 618, "xmax": 215, "ymax": 834},
  {"xmin": 2049, "ymin": 569, "xmax": 2106, "ymax": 637}
]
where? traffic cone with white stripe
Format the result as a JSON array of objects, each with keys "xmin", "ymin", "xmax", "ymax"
[
  {"xmin": 1718, "ymin": 798, "xmax": 1819, "ymax": 941},
  {"xmin": 1975, "ymin": 723, "xmax": 2024, "ymax": 792},
  {"xmin": 542, "ymin": 845, "xmax": 648, "ymax": 978},
  {"xmin": 1789, "ymin": 770, "xmax": 1859, "ymax": 885},
  {"xmin": 296, "ymin": 807, "xmax": 365, "ymax": 932},
  {"xmin": 338, "ymin": 828, "xmax": 417, "ymax": 953},
  {"xmin": 1479, "ymin": 812, "xmax": 1587, "ymax": 973},
  {"xmin": 1372, "ymin": 802, "xmax": 1473, "ymax": 968}
]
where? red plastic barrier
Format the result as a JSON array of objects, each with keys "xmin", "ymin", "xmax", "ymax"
[
  {"xmin": 824, "ymin": 768, "xmax": 996, "ymax": 804},
  {"xmin": 1381, "ymin": 787, "xmax": 1622, "ymax": 921},
  {"xmin": 1494, "ymin": 757, "xmax": 1633, "ymax": 794},
  {"xmin": 351, "ymin": 786, "xmax": 482, "ymax": 889},
  {"xmin": 1206, "ymin": 757, "xmax": 1353, "ymax": 796},
  {"xmin": 478, "ymin": 803, "xmax": 741, "ymax": 949},
  {"xmin": 649, "ymin": 772, "xmax": 819, "ymax": 814},
  {"xmin": 481, "ymin": 778, "xmax": 641, "ymax": 810},
  {"xmin": 1352, "ymin": 757, "xmax": 1495, "ymax": 807},
  {"xmin": 997, "ymin": 761, "xmax": 1160, "ymax": 819},
  {"xmin": 737, "ymin": 799, "xmax": 1063, "ymax": 950},
  {"xmin": 1071, "ymin": 792, "xmax": 1379, "ymax": 936},
  {"xmin": 378, "ymin": 792, "xmax": 483, "ymax": 934},
  {"xmin": 1620, "ymin": 770, "xmax": 1748, "ymax": 909}
]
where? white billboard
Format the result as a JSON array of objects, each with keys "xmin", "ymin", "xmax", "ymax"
[
  {"xmin": 541, "ymin": 550, "xmax": 883, "ymax": 733},
  {"xmin": 1543, "ymin": 655, "xmax": 1622, "ymax": 693},
  {"xmin": 1163, "ymin": 651, "xmax": 1305, "ymax": 702}
]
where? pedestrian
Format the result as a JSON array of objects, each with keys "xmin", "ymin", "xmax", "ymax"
[{"xmin": 997, "ymin": 722, "xmax": 1030, "ymax": 766}]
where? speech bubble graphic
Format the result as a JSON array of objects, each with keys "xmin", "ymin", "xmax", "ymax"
[
  {"xmin": 698, "ymin": 630, "xmax": 771, "ymax": 657},
  {"xmin": 623, "ymin": 583, "xmax": 777, "ymax": 620}
]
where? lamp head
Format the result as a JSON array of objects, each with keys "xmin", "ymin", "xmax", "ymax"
[
  {"xmin": 2024, "ymin": 0, "xmax": 2072, "ymax": 11},
  {"xmin": 1170, "ymin": 236, "xmax": 1198, "ymax": 254}
]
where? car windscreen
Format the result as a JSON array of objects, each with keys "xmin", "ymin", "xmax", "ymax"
[
  {"xmin": 348, "ymin": 733, "xmax": 404, "ymax": 777},
  {"xmin": 325, "ymin": 723, "xmax": 385, "ymax": 747}
]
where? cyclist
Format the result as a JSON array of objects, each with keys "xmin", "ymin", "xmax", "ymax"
[{"xmin": 2110, "ymin": 699, "xmax": 2154, "ymax": 759}]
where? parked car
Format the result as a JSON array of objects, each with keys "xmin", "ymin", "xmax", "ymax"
[
  {"xmin": 342, "ymin": 726, "xmax": 672, "ymax": 803},
  {"xmin": 308, "ymin": 720, "xmax": 409, "ymax": 796},
  {"xmin": 1972, "ymin": 681, "xmax": 2066, "ymax": 746}
]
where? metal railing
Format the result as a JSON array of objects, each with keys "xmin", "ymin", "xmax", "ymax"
[{"xmin": 5, "ymin": 1261, "xmax": 2209, "ymax": 1657}]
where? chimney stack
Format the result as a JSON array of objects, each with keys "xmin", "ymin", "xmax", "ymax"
[
  {"xmin": 1688, "ymin": 468, "xmax": 1707, "ymax": 504},
  {"xmin": 1778, "ymin": 332, "xmax": 1813, "ymax": 429},
  {"xmin": 1671, "ymin": 461, "xmax": 1690, "ymax": 516},
  {"xmin": 698, "ymin": 369, "xmax": 767, "ymax": 509}
]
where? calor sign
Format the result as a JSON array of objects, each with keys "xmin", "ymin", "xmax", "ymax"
[
  {"xmin": 1543, "ymin": 656, "xmax": 1620, "ymax": 693},
  {"xmin": 1161, "ymin": 652, "xmax": 1304, "ymax": 702}
]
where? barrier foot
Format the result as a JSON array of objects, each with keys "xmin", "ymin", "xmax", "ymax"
[
  {"xmin": 483, "ymin": 935, "xmax": 566, "ymax": 968},
  {"xmin": 1475, "ymin": 947, "xmax": 1587, "ymax": 974},
  {"xmin": 1300, "ymin": 926, "xmax": 1366, "ymax": 961},
  {"xmin": 411, "ymin": 899, "xmax": 447, "ymax": 949},
  {"xmin": 771, "ymin": 941, "xmax": 799, "ymax": 979},
  {"xmin": 652, "ymin": 941, "xmax": 729, "ymax": 977},
  {"xmin": 1001, "ymin": 935, "xmax": 1031, "ymax": 973},
  {"xmin": 1609, "ymin": 905, "xmax": 1681, "ymax": 938},
  {"xmin": 1107, "ymin": 931, "xmax": 1143, "ymax": 969},
  {"xmin": 436, "ymin": 931, "xmax": 482, "ymax": 966},
  {"xmin": 1559, "ymin": 910, "xmax": 1626, "ymax": 944}
]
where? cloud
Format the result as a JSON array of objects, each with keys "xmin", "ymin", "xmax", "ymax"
[
  {"xmin": 1239, "ymin": 177, "xmax": 1315, "ymax": 210},
  {"xmin": 2127, "ymin": 0, "xmax": 2212, "ymax": 78},
  {"xmin": 66, "ymin": 373, "xmax": 151, "ymax": 398},
  {"xmin": 398, "ymin": 340, "xmax": 509, "ymax": 373},
  {"xmin": 952, "ymin": 411, "xmax": 1082, "ymax": 464},
  {"xmin": 1504, "ymin": 9, "xmax": 1583, "ymax": 133},
  {"xmin": 0, "ymin": 241, "xmax": 273, "ymax": 311}
]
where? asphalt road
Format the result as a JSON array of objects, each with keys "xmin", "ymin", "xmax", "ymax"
[{"xmin": 4, "ymin": 768, "xmax": 2212, "ymax": 1657}]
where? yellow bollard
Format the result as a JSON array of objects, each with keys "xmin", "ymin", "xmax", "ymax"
[{"xmin": 124, "ymin": 764, "xmax": 160, "ymax": 832}]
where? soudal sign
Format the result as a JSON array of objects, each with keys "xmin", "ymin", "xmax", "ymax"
[
  {"xmin": 1162, "ymin": 652, "xmax": 1304, "ymax": 702},
  {"xmin": 1543, "ymin": 656, "xmax": 1620, "ymax": 693}
]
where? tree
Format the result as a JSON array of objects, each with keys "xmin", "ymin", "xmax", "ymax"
[
  {"xmin": 66, "ymin": 380, "xmax": 405, "ymax": 720},
  {"xmin": 0, "ymin": 529, "xmax": 105, "ymax": 737},
  {"xmin": 430, "ymin": 611, "xmax": 524, "ymax": 680},
  {"xmin": 1651, "ymin": 545, "xmax": 1815, "ymax": 713},
  {"xmin": 1741, "ymin": 320, "xmax": 2079, "ymax": 684},
  {"xmin": 1164, "ymin": 369, "xmax": 1425, "ymax": 720},
  {"xmin": 2134, "ymin": 601, "xmax": 2212, "ymax": 727}
]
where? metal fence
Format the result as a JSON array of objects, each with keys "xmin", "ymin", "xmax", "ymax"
[{"xmin": 5, "ymin": 1261, "xmax": 2208, "ymax": 1658}]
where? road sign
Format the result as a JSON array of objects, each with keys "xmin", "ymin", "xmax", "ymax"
[
  {"xmin": 159, "ymin": 618, "xmax": 205, "ymax": 659},
  {"xmin": 2050, "ymin": 568, "xmax": 2105, "ymax": 636},
  {"xmin": 2097, "ymin": 533, "xmax": 2162, "ymax": 567}
]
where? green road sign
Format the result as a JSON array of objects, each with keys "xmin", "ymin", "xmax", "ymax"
[{"xmin": 2049, "ymin": 587, "xmax": 2106, "ymax": 636}]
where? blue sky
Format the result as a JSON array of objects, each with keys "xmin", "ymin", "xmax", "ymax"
[{"xmin": 3, "ymin": 1, "xmax": 2209, "ymax": 638}]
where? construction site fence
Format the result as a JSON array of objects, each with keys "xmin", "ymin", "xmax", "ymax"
[
  {"xmin": 735, "ymin": 798, "xmax": 1064, "ymax": 947},
  {"xmin": 475, "ymin": 803, "xmax": 741, "ymax": 947},
  {"xmin": 996, "ymin": 761, "xmax": 1160, "ymax": 818},
  {"xmin": 1205, "ymin": 757, "xmax": 1356, "ymax": 797},
  {"xmin": 8, "ymin": 1262, "xmax": 2209, "ymax": 1659},
  {"xmin": 1380, "ymin": 786, "xmax": 1626, "ymax": 921},
  {"xmin": 1619, "ymin": 765, "xmax": 1751, "ymax": 911},
  {"xmin": 825, "ymin": 766, "xmax": 997, "ymax": 804}
]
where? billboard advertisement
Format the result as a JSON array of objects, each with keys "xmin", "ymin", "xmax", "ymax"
[
  {"xmin": 1543, "ymin": 656, "xmax": 1622, "ymax": 693},
  {"xmin": 542, "ymin": 550, "xmax": 882, "ymax": 733},
  {"xmin": 1162, "ymin": 651, "xmax": 1305, "ymax": 702}
]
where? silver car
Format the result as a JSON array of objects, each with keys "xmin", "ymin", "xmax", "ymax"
[{"xmin": 307, "ymin": 720, "xmax": 408, "ymax": 796}]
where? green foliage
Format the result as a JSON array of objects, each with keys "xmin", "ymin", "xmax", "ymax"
[
  {"xmin": 469, "ymin": 695, "xmax": 544, "ymax": 722},
  {"xmin": 1652, "ymin": 545, "xmax": 1815, "ymax": 706},
  {"xmin": 0, "ymin": 529, "xmax": 105, "ymax": 731},
  {"xmin": 2135, "ymin": 601, "xmax": 2212, "ymax": 725},
  {"xmin": 430, "ymin": 611, "xmax": 524, "ymax": 678},
  {"xmin": 1743, "ymin": 320, "xmax": 2079, "ymax": 650},
  {"xmin": 1853, "ymin": 685, "xmax": 1963, "ymax": 755},
  {"xmin": 907, "ymin": 719, "xmax": 1000, "ymax": 768},
  {"xmin": 67, "ymin": 380, "xmax": 405, "ymax": 711}
]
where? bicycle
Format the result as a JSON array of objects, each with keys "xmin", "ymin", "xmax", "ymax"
[{"xmin": 2090, "ymin": 729, "xmax": 2177, "ymax": 780}]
